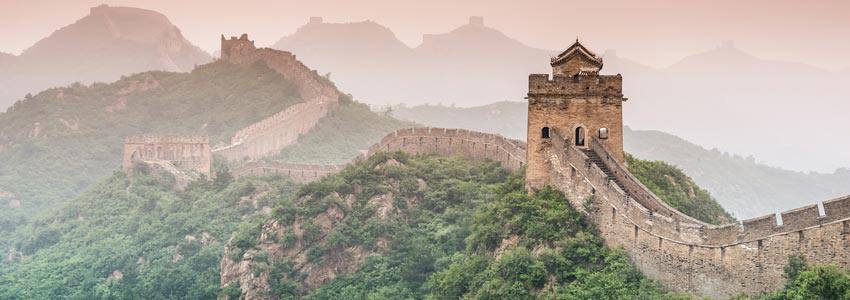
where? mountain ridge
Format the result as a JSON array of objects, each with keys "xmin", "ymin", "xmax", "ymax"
[{"xmin": 0, "ymin": 4, "xmax": 211, "ymax": 110}]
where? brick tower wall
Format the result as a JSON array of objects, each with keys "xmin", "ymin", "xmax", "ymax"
[{"xmin": 526, "ymin": 73, "xmax": 625, "ymax": 189}]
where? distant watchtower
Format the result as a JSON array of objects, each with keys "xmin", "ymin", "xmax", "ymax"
[
  {"xmin": 526, "ymin": 40, "xmax": 627, "ymax": 189},
  {"xmin": 220, "ymin": 34, "xmax": 256, "ymax": 61}
]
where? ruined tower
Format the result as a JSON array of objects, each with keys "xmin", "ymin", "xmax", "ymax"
[
  {"xmin": 123, "ymin": 135, "xmax": 211, "ymax": 177},
  {"xmin": 220, "ymin": 34, "xmax": 256, "ymax": 61},
  {"xmin": 526, "ymin": 41, "xmax": 627, "ymax": 189}
]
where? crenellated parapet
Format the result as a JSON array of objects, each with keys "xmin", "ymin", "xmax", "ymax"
[
  {"xmin": 544, "ymin": 129, "xmax": 850, "ymax": 298},
  {"xmin": 361, "ymin": 127, "xmax": 526, "ymax": 171},
  {"xmin": 232, "ymin": 127, "xmax": 527, "ymax": 183},
  {"xmin": 527, "ymin": 74, "xmax": 624, "ymax": 101}
]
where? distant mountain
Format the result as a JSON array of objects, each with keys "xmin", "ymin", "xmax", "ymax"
[
  {"xmin": 409, "ymin": 17, "xmax": 551, "ymax": 106},
  {"xmin": 0, "ymin": 52, "xmax": 13, "ymax": 63},
  {"xmin": 273, "ymin": 18, "xmax": 413, "ymax": 104},
  {"xmin": 625, "ymin": 41, "xmax": 850, "ymax": 172},
  {"xmin": 271, "ymin": 20, "xmax": 850, "ymax": 172},
  {"xmin": 391, "ymin": 102, "xmax": 527, "ymax": 139},
  {"xmin": 625, "ymin": 128, "xmax": 850, "ymax": 219},
  {"xmin": 0, "ymin": 5, "xmax": 211, "ymax": 110},
  {"xmin": 272, "ymin": 17, "xmax": 552, "ymax": 104},
  {"xmin": 391, "ymin": 101, "xmax": 850, "ymax": 219}
]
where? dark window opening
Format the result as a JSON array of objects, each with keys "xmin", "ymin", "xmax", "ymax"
[
  {"xmin": 541, "ymin": 127, "xmax": 550, "ymax": 139},
  {"xmin": 575, "ymin": 127, "xmax": 585, "ymax": 146}
]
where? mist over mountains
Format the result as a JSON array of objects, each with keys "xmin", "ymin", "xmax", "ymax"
[
  {"xmin": 273, "ymin": 17, "xmax": 550, "ymax": 105},
  {"xmin": 0, "ymin": 5, "xmax": 211, "ymax": 110},
  {"xmin": 0, "ymin": 5, "xmax": 846, "ymax": 216},
  {"xmin": 270, "ymin": 17, "xmax": 850, "ymax": 173}
]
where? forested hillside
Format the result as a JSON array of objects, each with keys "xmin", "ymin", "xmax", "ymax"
[
  {"xmin": 2, "ymin": 152, "xmax": 842, "ymax": 299},
  {"xmin": 220, "ymin": 153, "xmax": 713, "ymax": 298},
  {"xmin": 0, "ymin": 58, "xmax": 410, "ymax": 247},
  {"xmin": 0, "ymin": 61, "xmax": 302, "ymax": 238},
  {"xmin": 0, "ymin": 166, "xmax": 298, "ymax": 299},
  {"xmin": 627, "ymin": 154, "xmax": 735, "ymax": 225}
]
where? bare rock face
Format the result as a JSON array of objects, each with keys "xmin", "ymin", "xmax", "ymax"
[{"xmin": 220, "ymin": 182, "xmax": 417, "ymax": 299}]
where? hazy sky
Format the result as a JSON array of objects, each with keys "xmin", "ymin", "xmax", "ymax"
[{"xmin": 2, "ymin": 0, "xmax": 850, "ymax": 69}]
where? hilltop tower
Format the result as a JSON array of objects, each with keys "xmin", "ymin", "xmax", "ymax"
[
  {"xmin": 526, "ymin": 41, "xmax": 627, "ymax": 189},
  {"xmin": 220, "ymin": 34, "xmax": 256, "ymax": 61}
]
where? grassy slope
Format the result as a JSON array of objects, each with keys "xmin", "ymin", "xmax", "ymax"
[{"xmin": 627, "ymin": 154, "xmax": 735, "ymax": 225}]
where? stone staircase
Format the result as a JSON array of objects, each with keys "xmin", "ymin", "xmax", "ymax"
[{"xmin": 580, "ymin": 148, "xmax": 626, "ymax": 191}]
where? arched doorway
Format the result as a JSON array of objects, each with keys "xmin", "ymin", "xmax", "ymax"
[
  {"xmin": 541, "ymin": 127, "xmax": 550, "ymax": 139},
  {"xmin": 575, "ymin": 127, "xmax": 585, "ymax": 146}
]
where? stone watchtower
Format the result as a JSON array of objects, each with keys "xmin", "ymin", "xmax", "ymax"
[
  {"xmin": 220, "ymin": 34, "xmax": 256, "ymax": 61},
  {"xmin": 526, "ymin": 41, "xmax": 627, "ymax": 189}
]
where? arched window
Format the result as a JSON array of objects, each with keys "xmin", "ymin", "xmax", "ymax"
[
  {"xmin": 598, "ymin": 127, "xmax": 609, "ymax": 139},
  {"xmin": 541, "ymin": 127, "xmax": 550, "ymax": 139},
  {"xmin": 575, "ymin": 127, "xmax": 585, "ymax": 146}
]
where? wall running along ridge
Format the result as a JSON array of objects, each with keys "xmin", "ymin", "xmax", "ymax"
[
  {"xmin": 231, "ymin": 127, "xmax": 527, "ymax": 180},
  {"xmin": 212, "ymin": 34, "xmax": 341, "ymax": 161},
  {"xmin": 230, "ymin": 126, "xmax": 850, "ymax": 298},
  {"xmin": 544, "ymin": 129, "xmax": 850, "ymax": 298}
]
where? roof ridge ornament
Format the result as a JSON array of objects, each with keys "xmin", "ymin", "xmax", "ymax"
[{"xmin": 550, "ymin": 39, "xmax": 604, "ymax": 75}]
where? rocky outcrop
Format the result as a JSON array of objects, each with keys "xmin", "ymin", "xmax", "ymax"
[{"xmin": 221, "ymin": 161, "xmax": 418, "ymax": 299}]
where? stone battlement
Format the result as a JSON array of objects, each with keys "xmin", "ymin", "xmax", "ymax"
[
  {"xmin": 545, "ymin": 129, "xmax": 850, "ymax": 298},
  {"xmin": 361, "ymin": 127, "xmax": 526, "ymax": 171},
  {"xmin": 232, "ymin": 127, "xmax": 527, "ymax": 183},
  {"xmin": 527, "ymin": 74, "xmax": 624, "ymax": 100}
]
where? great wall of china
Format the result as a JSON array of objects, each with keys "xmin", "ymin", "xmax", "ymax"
[
  {"xmin": 230, "ymin": 127, "xmax": 527, "ymax": 181},
  {"xmin": 123, "ymin": 34, "xmax": 343, "ymax": 175},
  {"xmin": 212, "ymin": 34, "xmax": 342, "ymax": 161},
  {"xmin": 119, "ymin": 36, "xmax": 850, "ymax": 298},
  {"xmin": 548, "ymin": 130, "xmax": 850, "ymax": 298},
  {"xmin": 228, "ymin": 124, "xmax": 850, "ymax": 298}
]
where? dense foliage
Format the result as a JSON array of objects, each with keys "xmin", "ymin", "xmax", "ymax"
[
  {"xmin": 737, "ymin": 255, "xmax": 850, "ymax": 300},
  {"xmin": 0, "ymin": 167, "xmax": 298, "ymax": 299},
  {"xmin": 0, "ymin": 61, "xmax": 302, "ymax": 238},
  {"xmin": 260, "ymin": 152, "xmax": 507, "ymax": 298},
  {"xmin": 243, "ymin": 153, "xmax": 686, "ymax": 299},
  {"xmin": 627, "ymin": 154, "xmax": 735, "ymax": 225}
]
